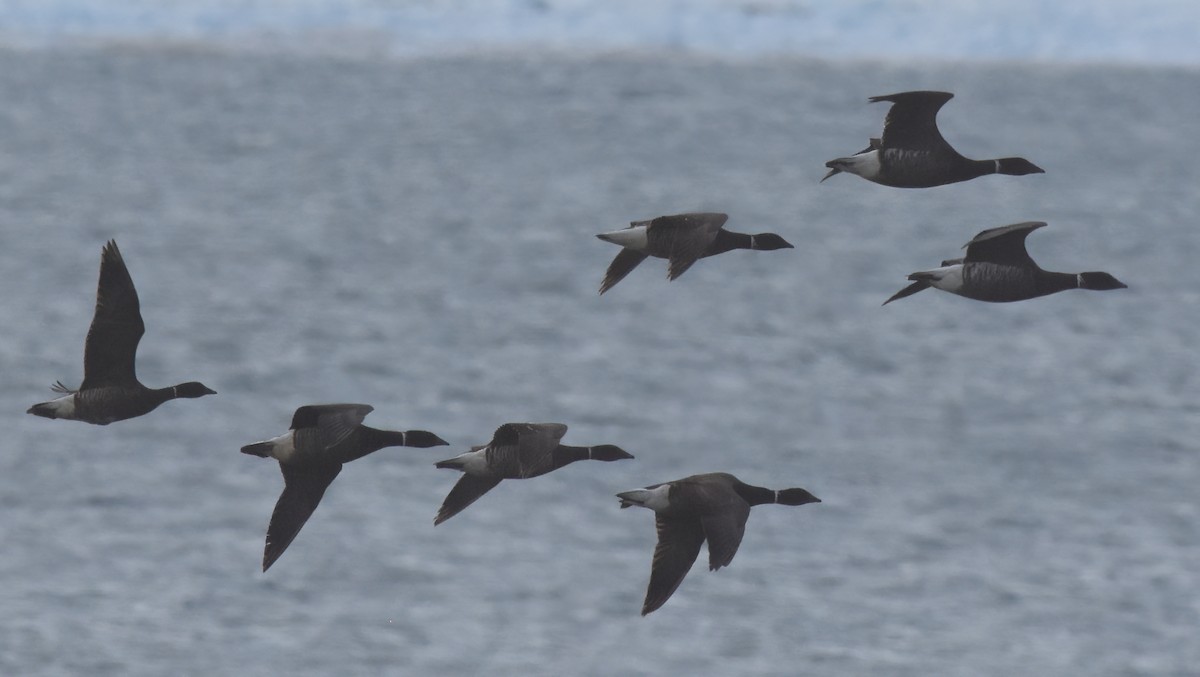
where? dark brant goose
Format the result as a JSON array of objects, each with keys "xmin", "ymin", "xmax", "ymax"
[
  {"xmin": 433, "ymin": 422, "xmax": 632, "ymax": 525},
  {"xmin": 822, "ymin": 90, "xmax": 1044, "ymax": 188},
  {"xmin": 883, "ymin": 221, "xmax": 1127, "ymax": 304},
  {"xmin": 595, "ymin": 212, "xmax": 793, "ymax": 294},
  {"xmin": 27, "ymin": 240, "xmax": 216, "ymax": 424},
  {"xmin": 617, "ymin": 472, "xmax": 820, "ymax": 615},
  {"xmin": 241, "ymin": 404, "xmax": 448, "ymax": 571}
]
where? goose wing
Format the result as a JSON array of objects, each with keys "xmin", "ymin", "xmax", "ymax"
[
  {"xmin": 871, "ymin": 91, "xmax": 955, "ymax": 152},
  {"xmin": 486, "ymin": 422, "xmax": 568, "ymax": 478},
  {"xmin": 433, "ymin": 474, "xmax": 503, "ymax": 526},
  {"xmin": 963, "ymin": 221, "xmax": 1046, "ymax": 266},
  {"xmin": 80, "ymin": 240, "xmax": 145, "ymax": 390},
  {"xmin": 289, "ymin": 404, "xmax": 374, "ymax": 448},
  {"xmin": 642, "ymin": 515, "xmax": 706, "ymax": 615},
  {"xmin": 599, "ymin": 248, "xmax": 650, "ymax": 294},
  {"xmin": 676, "ymin": 475, "xmax": 751, "ymax": 571},
  {"xmin": 700, "ymin": 498, "xmax": 751, "ymax": 571},
  {"xmin": 647, "ymin": 213, "xmax": 729, "ymax": 280},
  {"xmin": 262, "ymin": 461, "xmax": 342, "ymax": 571}
]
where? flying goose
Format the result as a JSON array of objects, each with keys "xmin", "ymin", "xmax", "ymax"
[
  {"xmin": 241, "ymin": 403, "xmax": 448, "ymax": 571},
  {"xmin": 883, "ymin": 221, "xmax": 1127, "ymax": 304},
  {"xmin": 27, "ymin": 240, "xmax": 216, "ymax": 424},
  {"xmin": 595, "ymin": 212, "xmax": 793, "ymax": 294},
  {"xmin": 433, "ymin": 422, "xmax": 633, "ymax": 525},
  {"xmin": 617, "ymin": 472, "xmax": 820, "ymax": 615},
  {"xmin": 822, "ymin": 91, "xmax": 1044, "ymax": 188}
]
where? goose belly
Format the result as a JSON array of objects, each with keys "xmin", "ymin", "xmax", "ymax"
[{"xmin": 960, "ymin": 264, "xmax": 1041, "ymax": 302}]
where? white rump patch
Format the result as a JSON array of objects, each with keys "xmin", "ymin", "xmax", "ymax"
[
  {"xmin": 453, "ymin": 448, "xmax": 490, "ymax": 475},
  {"xmin": 834, "ymin": 149, "xmax": 882, "ymax": 180},
  {"xmin": 596, "ymin": 225, "xmax": 649, "ymax": 251},
  {"xmin": 44, "ymin": 393, "xmax": 76, "ymax": 418},
  {"xmin": 266, "ymin": 431, "xmax": 297, "ymax": 462},
  {"xmin": 923, "ymin": 264, "xmax": 965, "ymax": 294},
  {"xmin": 617, "ymin": 485, "xmax": 672, "ymax": 511}
]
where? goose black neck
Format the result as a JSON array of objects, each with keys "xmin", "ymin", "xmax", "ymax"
[
  {"xmin": 550, "ymin": 444, "xmax": 590, "ymax": 469},
  {"xmin": 969, "ymin": 159, "xmax": 1001, "ymax": 180},
  {"xmin": 733, "ymin": 482, "xmax": 778, "ymax": 506},
  {"xmin": 359, "ymin": 426, "xmax": 409, "ymax": 451},
  {"xmin": 707, "ymin": 230, "xmax": 753, "ymax": 256},
  {"xmin": 335, "ymin": 427, "xmax": 409, "ymax": 464},
  {"xmin": 1037, "ymin": 271, "xmax": 1079, "ymax": 297}
]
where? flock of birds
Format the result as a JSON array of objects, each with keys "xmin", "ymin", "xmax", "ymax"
[{"xmin": 26, "ymin": 90, "xmax": 1126, "ymax": 616}]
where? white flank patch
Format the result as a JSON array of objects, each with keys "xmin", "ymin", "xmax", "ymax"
[{"xmin": 596, "ymin": 225, "xmax": 649, "ymax": 251}]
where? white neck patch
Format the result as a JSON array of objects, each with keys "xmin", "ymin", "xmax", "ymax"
[
  {"xmin": 774, "ymin": 490, "xmax": 780, "ymax": 503},
  {"xmin": 993, "ymin": 159, "xmax": 1001, "ymax": 174},
  {"xmin": 1076, "ymin": 273, "xmax": 1083, "ymax": 288},
  {"xmin": 749, "ymin": 235, "xmax": 757, "ymax": 249}
]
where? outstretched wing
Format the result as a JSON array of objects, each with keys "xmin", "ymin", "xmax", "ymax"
[
  {"xmin": 289, "ymin": 404, "xmax": 374, "ymax": 448},
  {"xmin": 701, "ymin": 500, "xmax": 750, "ymax": 571},
  {"xmin": 642, "ymin": 516, "xmax": 706, "ymax": 615},
  {"xmin": 486, "ymin": 422, "xmax": 569, "ymax": 478},
  {"xmin": 81, "ymin": 240, "xmax": 145, "ymax": 390},
  {"xmin": 648, "ymin": 213, "xmax": 729, "ymax": 280},
  {"xmin": 599, "ymin": 248, "xmax": 650, "ymax": 294},
  {"xmin": 963, "ymin": 222, "xmax": 1046, "ymax": 266},
  {"xmin": 871, "ymin": 91, "xmax": 955, "ymax": 152},
  {"xmin": 433, "ymin": 474, "xmax": 503, "ymax": 526},
  {"xmin": 262, "ymin": 462, "xmax": 342, "ymax": 571}
]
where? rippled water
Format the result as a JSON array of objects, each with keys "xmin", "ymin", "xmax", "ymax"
[{"xmin": 0, "ymin": 47, "xmax": 1197, "ymax": 676}]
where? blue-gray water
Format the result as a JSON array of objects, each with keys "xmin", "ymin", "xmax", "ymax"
[{"xmin": 1, "ymin": 47, "xmax": 1198, "ymax": 676}]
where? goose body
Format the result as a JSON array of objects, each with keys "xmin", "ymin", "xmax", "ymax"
[
  {"xmin": 823, "ymin": 91, "xmax": 1044, "ymax": 188},
  {"xmin": 617, "ymin": 472, "xmax": 820, "ymax": 615},
  {"xmin": 242, "ymin": 403, "xmax": 448, "ymax": 571},
  {"xmin": 433, "ymin": 422, "xmax": 633, "ymax": 525},
  {"xmin": 596, "ymin": 212, "xmax": 793, "ymax": 294},
  {"xmin": 27, "ymin": 241, "xmax": 216, "ymax": 424},
  {"xmin": 883, "ymin": 221, "xmax": 1127, "ymax": 304}
]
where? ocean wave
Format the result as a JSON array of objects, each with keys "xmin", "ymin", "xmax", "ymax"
[{"xmin": 0, "ymin": 0, "xmax": 1196, "ymax": 65}]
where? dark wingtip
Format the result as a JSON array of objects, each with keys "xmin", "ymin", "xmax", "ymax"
[
  {"xmin": 882, "ymin": 279, "xmax": 929, "ymax": 305},
  {"xmin": 641, "ymin": 597, "xmax": 668, "ymax": 616}
]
